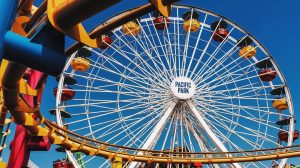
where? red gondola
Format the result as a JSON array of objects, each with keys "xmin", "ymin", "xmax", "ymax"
[
  {"xmin": 153, "ymin": 10, "xmax": 170, "ymax": 30},
  {"xmin": 53, "ymin": 87, "xmax": 75, "ymax": 101},
  {"xmin": 98, "ymin": 32, "xmax": 113, "ymax": 49},
  {"xmin": 213, "ymin": 28, "xmax": 229, "ymax": 42},
  {"xmin": 154, "ymin": 16, "xmax": 170, "ymax": 30},
  {"xmin": 258, "ymin": 68, "xmax": 277, "ymax": 82},
  {"xmin": 211, "ymin": 21, "xmax": 229, "ymax": 42},
  {"xmin": 194, "ymin": 162, "xmax": 203, "ymax": 168},
  {"xmin": 278, "ymin": 130, "xmax": 299, "ymax": 142},
  {"xmin": 53, "ymin": 160, "xmax": 74, "ymax": 168}
]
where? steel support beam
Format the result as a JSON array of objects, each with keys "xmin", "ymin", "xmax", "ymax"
[
  {"xmin": 128, "ymin": 99, "xmax": 178, "ymax": 168},
  {"xmin": 186, "ymin": 99, "xmax": 242, "ymax": 168},
  {"xmin": 186, "ymin": 118, "xmax": 221, "ymax": 168}
]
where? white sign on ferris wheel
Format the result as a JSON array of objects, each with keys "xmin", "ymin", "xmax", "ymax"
[{"xmin": 171, "ymin": 76, "xmax": 196, "ymax": 99}]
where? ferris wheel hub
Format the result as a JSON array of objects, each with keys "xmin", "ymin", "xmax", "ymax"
[{"xmin": 170, "ymin": 76, "xmax": 196, "ymax": 100}]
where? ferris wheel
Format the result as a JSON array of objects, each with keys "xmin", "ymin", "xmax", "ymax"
[{"xmin": 51, "ymin": 4, "xmax": 297, "ymax": 168}]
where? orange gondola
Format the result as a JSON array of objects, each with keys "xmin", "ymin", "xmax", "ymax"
[
  {"xmin": 71, "ymin": 57, "xmax": 90, "ymax": 72},
  {"xmin": 122, "ymin": 19, "xmax": 141, "ymax": 36},
  {"xmin": 237, "ymin": 37, "xmax": 256, "ymax": 58},
  {"xmin": 182, "ymin": 11, "xmax": 200, "ymax": 32},
  {"xmin": 272, "ymin": 97, "xmax": 288, "ymax": 110}
]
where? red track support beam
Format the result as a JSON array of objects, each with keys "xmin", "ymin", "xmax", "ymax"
[{"xmin": 8, "ymin": 70, "xmax": 48, "ymax": 168}]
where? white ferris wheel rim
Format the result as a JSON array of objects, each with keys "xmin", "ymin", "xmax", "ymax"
[{"xmin": 54, "ymin": 4, "xmax": 295, "ymax": 168}]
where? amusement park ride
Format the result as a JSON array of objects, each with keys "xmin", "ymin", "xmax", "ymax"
[{"xmin": 0, "ymin": 0, "xmax": 300, "ymax": 168}]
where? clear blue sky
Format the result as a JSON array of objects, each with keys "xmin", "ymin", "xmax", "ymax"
[{"xmin": 2, "ymin": 0, "xmax": 300, "ymax": 167}]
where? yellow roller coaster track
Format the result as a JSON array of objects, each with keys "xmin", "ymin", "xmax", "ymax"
[{"xmin": 1, "ymin": 84, "xmax": 300, "ymax": 165}]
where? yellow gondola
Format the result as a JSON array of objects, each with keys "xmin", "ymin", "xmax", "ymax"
[
  {"xmin": 272, "ymin": 97, "xmax": 288, "ymax": 110},
  {"xmin": 71, "ymin": 57, "xmax": 90, "ymax": 72},
  {"xmin": 182, "ymin": 11, "xmax": 200, "ymax": 32},
  {"xmin": 122, "ymin": 19, "xmax": 140, "ymax": 36},
  {"xmin": 237, "ymin": 37, "xmax": 256, "ymax": 58}
]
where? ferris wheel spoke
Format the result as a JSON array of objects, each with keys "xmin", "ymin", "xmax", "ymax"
[
  {"xmin": 113, "ymin": 31, "xmax": 170, "ymax": 84},
  {"xmin": 84, "ymin": 119, "xmax": 122, "ymax": 138},
  {"xmin": 197, "ymin": 46, "xmax": 260, "ymax": 88},
  {"xmin": 82, "ymin": 156, "xmax": 97, "ymax": 165},
  {"xmin": 200, "ymin": 68, "xmax": 261, "ymax": 93},
  {"xmin": 203, "ymin": 117, "xmax": 271, "ymax": 163},
  {"xmin": 124, "ymin": 114, "xmax": 164, "ymax": 148},
  {"xmin": 108, "ymin": 44, "xmax": 168, "ymax": 88},
  {"xmin": 191, "ymin": 114, "xmax": 252, "ymax": 154},
  {"xmin": 194, "ymin": 96, "xmax": 289, "ymax": 119},
  {"xmin": 197, "ymin": 62, "xmax": 253, "ymax": 90},
  {"xmin": 66, "ymin": 71, "xmax": 149, "ymax": 90},
  {"xmin": 185, "ymin": 13, "xmax": 207, "ymax": 77},
  {"xmin": 192, "ymin": 34, "xmax": 246, "ymax": 84},
  {"xmin": 190, "ymin": 19, "xmax": 232, "ymax": 80},
  {"xmin": 142, "ymin": 15, "xmax": 174, "ymax": 79},
  {"xmin": 94, "ymin": 113, "xmax": 159, "ymax": 149},
  {"xmin": 184, "ymin": 114, "xmax": 212, "ymax": 153},
  {"xmin": 185, "ymin": 99, "xmax": 242, "ymax": 168},
  {"xmin": 197, "ymin": 100, "xmax": 277, "ymax": 150},
  {"xmin": 197, "ymin": 83, "xmax": 281, "ymax": 97},
  {"xmin": 181, "ymin": 8, "xmax": 194, "ymax": 77},
  {"xmin": 189, "ymin": 115, "xmax": 239, "ymax": 152},
  {"xmin": 204, "ymin": 108, "xmax": 279, "ymax": 146},
  {"xmin": 90, "ymin": 50, "xmax": 161, "ymax": 84},
  {"xmin": 162, "ymin": 18, "xmax": 177, "ymax": 78},
  {"xmin": 128, "ymin": 100, "xmax": 178, "ymax": 168},
  {"xmin": 65, "ymin": 98, "xmax": 162, "ymax": 118},
  {"xmin": 106, "ymin": 104, "xmax": 168, "ymax": 148},
  {"xmin": 175, "ymin": 8, "xmax": 182, "ymax": 77},
  {"xmin": 159, "ymin": 114, "xmax": 174, "ymax": 152},
  {"xmin": 98, "ymin": 104, "xmax": 165, "ymax": 144},
  {"xmin": 189, "ymin": 18, "xmax": 223, "ymax": 79},
  {"xmin": 87, "ymin": 61, "xmax": 162, "ymax": 90},
  {"xmin": 68, "ymin": 70, "xmax": 158, "ymax": 94},
  {"xmin": 194, "ymin": 44, "xmax": 246, "ymax": 85},
  {"xmin": 203, "ymin": 115, "xmax": 275, "ymax": 155},
  {"xmin": 195, "ymin": 100, "xmax": 285, "ymax": 141},
  {"xmin": 201, "ymin": 94, "xmax": 274, "ymax": 101},
  {"xmin": 127, "ymin": 28, "xmax": 172, "ymax": 82},
  {"xmin": 64, "ymin": 100, "xmax": 162, "ymax": 126},
  {"xmin": 98, "ymin": 112, "xmax": 157, "ymax": 145},
  {"xmin": 72, "ymin": 118, "xmax": 120, "ymax": 132},
  {"xmin": 61, "ymin": 97, "xmax": 151, "ymax": 108},
  {"xmin": 192, "ymin": 26, "xmax": 235, "ymax": 80}
]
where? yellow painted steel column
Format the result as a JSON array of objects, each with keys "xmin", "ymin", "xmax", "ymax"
[
  {"xmin": 0, "ymin": 158, "xmax": 6, "ymax": 168},
  {"xmin": 112, "ymin": 157, "xmax": 122, "ymax": 168}
]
